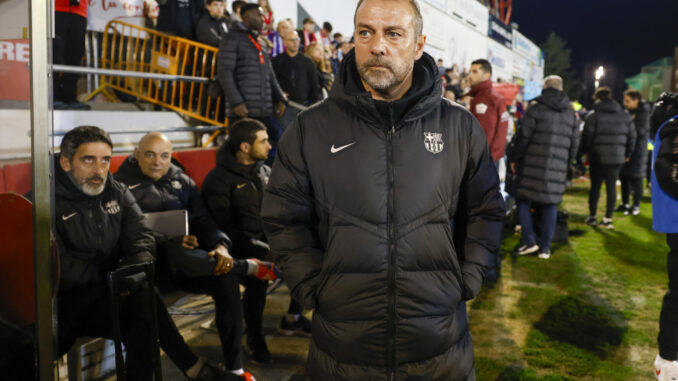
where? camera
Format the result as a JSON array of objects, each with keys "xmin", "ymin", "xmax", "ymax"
[{"xmin": 70, "ymin": 0, "xmax": 80, "ymax": 6}]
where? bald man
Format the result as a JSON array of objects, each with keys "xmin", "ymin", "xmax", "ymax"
[
  {"xmin": 272, "ymin": 29, "xmax": 321, "ymax": 130},
  {"xmin": 115, "ymin": 132, "xmax": 276, "ymax": 378}
]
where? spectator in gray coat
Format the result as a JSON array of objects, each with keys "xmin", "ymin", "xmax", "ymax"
[
  {"xmin": 581, "ymin": 87, "xmax": 636, "ymax": 229},
  {"xmin": 217, "ymin": 3, "xmax": 286, "ymax": 161},
  {"xmin": 508, "ymin": 76, "xmax": 579, "ymax": 259}
]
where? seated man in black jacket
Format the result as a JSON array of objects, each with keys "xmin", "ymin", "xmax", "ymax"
[
  {"xmin": 29, "ymin": 126, "xmax": 237, "ymax": 380},
  {"xmin": 203, "ymin": 119, "xmax": 311, "ymax": 365},
  {"xmin": 115, "ymin": 132, "xmax": 277, "ymax": 377}
]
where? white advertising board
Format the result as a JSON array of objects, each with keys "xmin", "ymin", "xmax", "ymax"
[
  {"xmin": 487, "ymin": 39, "xmax": 513, "ymax": 82},
  {"xmin": 448, "ymin": 0, "xmax": 489, "ymax": 35},
  {"xmin": 513, "ymin": 30, "xmax": 542, "ymax": 64},
  {"xmin": 420, "ymin": 1, "xmax": 486, "ymax": 70}
]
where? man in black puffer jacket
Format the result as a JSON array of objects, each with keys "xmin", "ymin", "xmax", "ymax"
[
  {"xmin": 217, "ymin": 3, "xmax": 286, "ymax": 157},
  {"xmin": 617, "ymin": 89, "xmax": 650, "ymax": 216},
  {"xmin": 260, "ymin": 0, "xmax": 505, "ymax": 379},
  {"xmin": 115, "ymin": 132, "xmax": 276, "ymax": 378},
  {"xmin": 581, "ymin": 87, "xmax": 636, "ymax": 229},
  {"xmin": 508, "ymin": 75, "xmax": 579, "ymax": 259}
]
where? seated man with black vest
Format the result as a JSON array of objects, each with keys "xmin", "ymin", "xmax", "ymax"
[
  {"xmin": 22, "ymin": 126, "xmax": 238, "ymax": 381},
  {"xmin": 115, "ymin": 132, "xmax": 276, "ymax": 378}
]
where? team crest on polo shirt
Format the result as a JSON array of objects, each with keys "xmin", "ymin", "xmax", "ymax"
[
  {"xmin": 424, "ymin": 132, "xmax": 444, "ymax": 154},
  {"xmin": 104, "ymin": 200, "xmax": 120, "ymax": 214},
  {"xmin": 171, "ymin": 180, "xmax": 182, "ymax": 190}
]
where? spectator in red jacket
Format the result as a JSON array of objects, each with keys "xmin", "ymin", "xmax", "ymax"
[
  {"xmin": 468, "ymin": 59, "xmax": 509, "ymax": 164},
  {"xmin": 53, "ymin": 0, "xmax": 90, "ymax": 110}
]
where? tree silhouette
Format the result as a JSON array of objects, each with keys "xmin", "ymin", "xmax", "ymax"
[{"xmin": 541, "ymin": 32, "xmax": 582, "ymax": 101}]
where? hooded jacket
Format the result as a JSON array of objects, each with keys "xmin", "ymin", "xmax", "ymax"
[
  {"xmin": 201, "ymin": 143, "xmax": 271, "ymax": 259},
  {"xmin": 620, "ymin": 101, "xmax": 650, "ymax": 178},
  {"xmin": 195, "ymin": 11, "xmax": 229, "ymax": 47},
  {"xmin": 508, "ymin": 88, "xmax": 579, "ymax": 204},
  {"xmin": 114, "ymin": 156, "xmax": 230, "ymax": 251},
  {"xmin": 582, "ymin": 98, "xmax": 636, "ymax": 166},
  {"xmin": 53, "ymin": 155, "xmax": 155, "ymax": 294},
  {"xmin": 261, "ymin": 50, "xmax": 505, "ymax": 380},
  {"xmin": 217, "ymin": 21, "xmax": 285, "ymax": 118},
  {"xmin": 469, "ymin": 79, "xmax": 510, "ymax": 162}
]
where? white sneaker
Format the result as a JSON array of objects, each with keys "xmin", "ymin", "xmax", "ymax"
[
  {"xmin": 538, "ymin": 250, "xmax": 551, "ymax": 259},
  {"xmin": 515, "ymin": 244, "xmax": 539, "ymax": 256},
  {"xmin": 655, "ymin": 354, "xmax": 678, "ymax": 380}
]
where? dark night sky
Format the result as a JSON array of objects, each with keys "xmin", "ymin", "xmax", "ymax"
[{"xmin": 512, "ymin": 0, "xmax": 678, "ymax": 91}]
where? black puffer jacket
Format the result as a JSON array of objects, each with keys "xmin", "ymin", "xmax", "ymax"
[
  {"xmin": 582, "ymin": 98, "xmax": 636, "ymax": 166},
  {"xmin": 217, "ymin": 21, "xmax": 284, "ymax": 117},
  {"xmin": 114, "ymin": 156, "xmax": 230, "ymax": 250},
  {"xmin": 53, "ymin": 155, "xmax": 155, "ymax": 294},
  {"xmin": 261, "ymin": 51, "xmax": 505, "ymax": 381},
  {"xmin": 508, "ymin": 88, "xmax": 579, "ymax": 204},
  {"xmin": 620, "ymin": 101, "xmax": 650, "ymax": 178},
  {"xmin": 202, "ymin": 143, "xmax": 271, "ymax": 259}
]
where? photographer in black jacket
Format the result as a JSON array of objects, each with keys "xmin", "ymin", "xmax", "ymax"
[{"xmin": 650, "ymin": 93, "xmax": 678, "ymax": 379}]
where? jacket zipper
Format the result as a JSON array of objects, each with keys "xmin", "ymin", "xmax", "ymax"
[{"xmin": 386, "ymin": 122, "xmax": 397, "ymax": 380}]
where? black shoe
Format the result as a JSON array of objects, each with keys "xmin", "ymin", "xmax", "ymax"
[
  {"xmin": 188, "ymin": 362, "xmax": 239, "ymax": 381},
  {"xmin": 246, "ymin": 335, "xmax": 272, "ymax": 364},
  {"xmin": 278, "ymin": 315, "xmax": 311, "ymax": 337},
  {"xmin": 615, "ymin": 204, "xmax": 630, "ymax": 213}
]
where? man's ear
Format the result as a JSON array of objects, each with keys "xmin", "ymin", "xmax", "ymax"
[
  {"xmin": 240, "ymin": 142, "xmax": 251, "ymax": 153},
  {"xmin": 59, "ymin": 155, "xmax": 71, "ymax": 172},
  {"xmin": 133, "ymin": 147, "xmax": 140, "ymax": 162},
  {"xmin": 414, "ymin": 34, "xmax": 426, "ymax": 60}
]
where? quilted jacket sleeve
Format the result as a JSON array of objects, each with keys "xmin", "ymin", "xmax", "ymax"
[
  {"xmin": 261, "ymin": 117, "xmax": 324, "ymax": 310},
  {"xmin": 454, "ymin": 113, "xmax": 506, "ymax": 300}
]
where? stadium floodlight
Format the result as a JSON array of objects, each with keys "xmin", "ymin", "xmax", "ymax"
[{"xmin": 594, "ymin": 66, "xmax": 605, "ymax": 89}]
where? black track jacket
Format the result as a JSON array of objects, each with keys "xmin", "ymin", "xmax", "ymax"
[{"xmin": 53, "ymin": 155, "xmax": 155, "ymax": 294}]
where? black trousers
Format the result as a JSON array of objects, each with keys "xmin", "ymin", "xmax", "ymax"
[
  {"xmin": 620, "ymin": 175, "xmax": 643, "ymax": 207},
  {"xmin": 158, "ymin": 240, "xmax": 244, "ymax": 369},
  {"xmin": 53, "ymin": 12, "xmax": 87, "ymax": 103},
  {"xmin": 659, "ymin": 233, "xmax": 678, "ymax": 360},
  {"xmin": 589, "ymin": 165, "xmax": 622, "ymax": 218}
]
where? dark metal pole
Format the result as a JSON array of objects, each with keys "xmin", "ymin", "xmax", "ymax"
[{"xmin": 29, "ymin": 0, "xmax": 56, "ymax": 379}]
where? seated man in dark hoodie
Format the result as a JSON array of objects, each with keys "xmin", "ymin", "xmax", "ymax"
[
  {"xmin": 115, "ymin": 132, "xmax": 278, "ymax": 379},
  {"xmin": 196, "ymin": 0, "xmax": 230, "ymax": 47},
  {"xmin": 202, "ymin": 119, "xmax": 311, "ymax": 365},
  {"xmin": 21, "ymin": 126, "xmax": 238, "ymax": 380}
]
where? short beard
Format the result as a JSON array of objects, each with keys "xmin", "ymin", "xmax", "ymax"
[
  {"xmin": 357, "ymin": 57, "xmax": 411, "ymax": 94},
  {"xmin": 80, "ymin": 175, "xmax": 107, "ymax": 196}
]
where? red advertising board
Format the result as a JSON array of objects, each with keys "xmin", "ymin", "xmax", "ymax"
[{"xmin": 0, "ymin": 39, "xmax": 30, "ymax": 101}]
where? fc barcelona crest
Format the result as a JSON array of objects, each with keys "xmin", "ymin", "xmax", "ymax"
[
  {"xmin": 104, "ymin": 200, "xmax": 120, "ymax": 215},
  {"xmin": 424, "ymin": 132, "xmax": 444, "ymax": 154}
]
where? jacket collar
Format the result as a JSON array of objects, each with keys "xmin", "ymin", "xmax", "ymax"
[
  {"xmin": 468, "ymin": 79, "xmax": 493, "ymax": 97},
  {"xmin": 216, "ymin": 142, "xmax": 264, "ymax": 178},
  {"xmin": 329, "ymin": 49, "xmax": 442, "ymax": 130}
]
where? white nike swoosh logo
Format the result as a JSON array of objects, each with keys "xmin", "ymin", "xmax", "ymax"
[
  {"xmin": 330, "ymin": 142, "xmax": 356, "ymax": 154},
  {"xmin": 62, "ymin": 212, "xmax": 77, "ymax": 221},
  {"xmin": 128, "ymin": 184, "xmax": 142, "ymax": 190}
]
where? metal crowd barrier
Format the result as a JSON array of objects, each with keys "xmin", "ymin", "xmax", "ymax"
[{"xmin": 84, "ymin": 20, "xmax": 225, "ymax": 128}]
